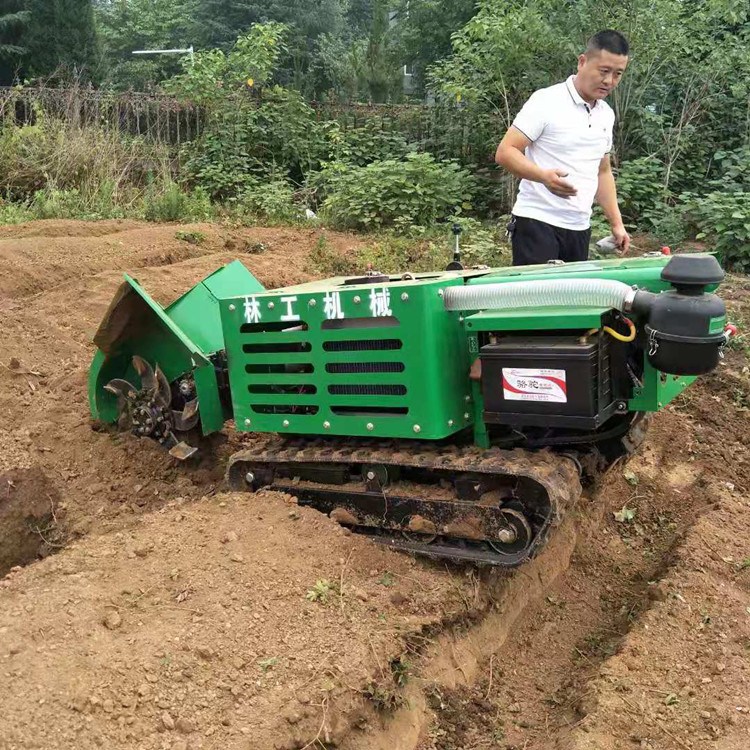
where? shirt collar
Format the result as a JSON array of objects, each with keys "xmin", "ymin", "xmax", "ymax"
[{"xmin": 565, "ymin": 75, "xmax": 596, "ymax": 108}]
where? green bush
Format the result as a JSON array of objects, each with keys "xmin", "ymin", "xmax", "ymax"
[
  {"xmin": 235, "ymin": 179, "xmax": 300, "ymax": 223},
  {"xmin": 615, "ymin": 157, "xmax": 666, "ymax": 227},
  {"xmin": 142, "ymin": 183, "xmax": 214, "ymax": 222},
  {"xmin": 327, "ymin": 120, "xmax": 413, "ymax": 167},
  {"xmin": 709, "ymin": 147, "xmax": 750, "ymax": 193},
  {"xmin": 319, "ymin": 152, "xmax": 476, "ymax": 231},
  {"xmin": 682, "ymin": 190, "xmax": 750, "ymax": 271},
  {"xmin": 183, "ymin": 88, "xmax": 328, "ymax": 200}
]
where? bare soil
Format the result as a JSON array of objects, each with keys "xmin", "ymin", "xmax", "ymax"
[{"xmin": 0, "ymin": 221, "xmax": 748, "ymax": 750}]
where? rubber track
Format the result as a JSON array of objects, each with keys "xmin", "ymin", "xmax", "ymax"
[{"xmin": 227, "ymin": 437, "xmax": 582, "ymax": 566}]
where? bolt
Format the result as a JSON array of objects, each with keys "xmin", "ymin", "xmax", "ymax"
[
  {"xmin": 448, "ymin": 419, "xmax": 454, "ymax": 427},
  {"xmin": 497, "ymin": 527, "xmax": 517, "ymax": 544},
  {"xmin": 268, "ymin": 301, "xmax": 275, "ymax": 309},
  {"xmin": 245, "ymin": 472, "xmax": 255, "ymax": 485},
  {"xmin": 353, "ymin": 296, "xmax": 361, "ymax": 304},
  {"xmin": 244, "ymin": 418, "xmax": 251, "ymax": 427},
  {"xmin": 323, "ymin": 421, "xmax": 331, "ymax": 429},
  {"xmin": 413, "ymin": 424, "xmax": 421, "ymax": 433},
  {"xmin": 438, "ymin": 289, "xmax": 444, "ymax": 298},
  {"xmin": 459, "ymin": 315, "xmax": 464, "ymax": 322},
  {"xmin": 464, "ymin": 412, "xmax": 470, "ymax": 420},
  {"xmin": 366, "ymin": 471, "xmax": 376, "ymax": 480},
  {"xmin": 366, "ymin": 422, "xmax": 374, "ymax": 431},
  {"xmin": 308, "ymin": 298, "xmax": 317, "ymax": 307},
  {"xmin": 465, "ymin": 395, "xmax": 471, "ymax": 402},
  {"xmin": 228, "ymin": 304, "xmax": 236, "ymax": 311},
  {"xmin": 283, "ymin": 419, "xmax": 290, "ymax": 427},
  {"xmin": 401, "ymin": 292, "xmax": 409, "ymax": 302}
]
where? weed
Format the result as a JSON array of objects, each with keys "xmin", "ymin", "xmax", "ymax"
[
  {"xmin": 306, "ymin": 579, "xmax": 336, "ymax": 603},
  {"xmin": 307, "ymin": 234, "xmax": 359, "ymax": 276},
  {"xmin": 175, "ymin": 230, "xmax": 206, "ymax": 245},
  {"xmin": 378, "ymin": 571, "xmax": 396, "ymax": 587},
  {"xmin": 390, "ymin": 655, "xmax": 410, "ymax": 687},
  {"xmin": 614, "ymin": 506, "xmax": 636, "ymax": 523},
  {"xmin": 258, "ymin": 656, "xmax": 278, "ymax": 672}
]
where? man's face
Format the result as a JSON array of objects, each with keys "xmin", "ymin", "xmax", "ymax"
[{"xmin": 576, "ymin": 49, "xmax": 629, "ymax": 101}]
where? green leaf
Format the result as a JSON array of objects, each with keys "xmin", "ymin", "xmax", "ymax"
[{"xmin": 614, "ymin": 506, "xmax": 636, "ymax": 523}]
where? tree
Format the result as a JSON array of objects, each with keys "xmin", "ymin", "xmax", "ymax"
[
  {"xmin": 94, "ymin": 0, "xmax": 196, "ymax": 88},
  {"xmin": 0, "ymin": 1, "xmax": 30, "ymax": 84},
  {"xmin": 391, "ymin": 0, "xmax": 478, "ymax": 94},
  {"xmin": 17, "ymin": 0, "xmax": 99, "ymax": 81}
]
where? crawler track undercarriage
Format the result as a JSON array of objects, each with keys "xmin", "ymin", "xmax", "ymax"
[{"xmin": 228, "ymin": 437, "xmax": 581, "ymax": 567}]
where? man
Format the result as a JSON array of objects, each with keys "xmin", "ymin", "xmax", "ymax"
[{"xmin": 495, "ymin": 30, "xmax": 631, "ymax": 266}]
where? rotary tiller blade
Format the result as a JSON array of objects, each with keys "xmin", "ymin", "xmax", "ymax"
[
  {"xmin": 172, "ymin": 398, "xmax": 200, "ymax": 432},
  {"xmin": 132, "ymin": 355, "xmax": 158, "ymax": 394},
  {"xmin": 103, "ymin": 378, "xmax": 139, "ymax": 400},
  {"xmin": 155, "ymin": 364, "xmax": 172, "ymax": 406}
]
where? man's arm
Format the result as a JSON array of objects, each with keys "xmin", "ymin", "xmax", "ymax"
[
  {"xmin": 596, "ymin": 154, "xmax": 630, "ymax": 253},
  {"xmin": 495, "ymin": 126, "xmax": 577, "ymax": 199}
]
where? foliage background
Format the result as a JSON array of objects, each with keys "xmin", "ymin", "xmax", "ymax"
[{"xmin": 0, "ymin": 0, "xmax": 748, "ymax": 266}]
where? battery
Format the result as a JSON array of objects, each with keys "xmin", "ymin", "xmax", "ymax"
[{"xmin": 479, "ymin": 334, "xmax": 616, "ymax": 429}]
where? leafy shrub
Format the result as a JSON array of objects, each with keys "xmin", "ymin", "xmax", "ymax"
[
  {"xmin": 449, "ymin": 216, "xmax": 511, "ymax": 267},
  {"xmin": 709, "ymin": 147, "xmax": 750, "ymax": 193},
  {"xmin": 142, "ymin": 183, "xmax": 213, "ymax": 222},
  {"xmin": 682, "ymin": 190, "xmax": 750, "ymax": 270},
  {"xmin": 646, "ymin": 204, "xmax": 690, "ymax": 247},
  {"xmin": 235, "ymin": 179, "xmax": 300, "ymax": 223},
  {"xmin": 319, "ymin": 152, "xmax": 476, "ymax": 231},
  {"xmin": 0, "ymin": 198, "xmax": 31, "ymax": 225},
  {"xmin": 30, "ymin": 181, "xmax": 132, "ymax": 221},
  {"xmin": 615, "ymin": 157, "xmax": 666, "ymax": 227},
  {"xmin": 183, "ymin": 88, "xmax": 328, "ymax": 200},
  {"xmin": 327, "ymin": 120, "xmax": 412, "ymax": 167}
]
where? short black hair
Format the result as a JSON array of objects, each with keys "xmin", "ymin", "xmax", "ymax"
[{"xmin": 586, "ymin": 30, "xmax": 629, "ymax": 57}]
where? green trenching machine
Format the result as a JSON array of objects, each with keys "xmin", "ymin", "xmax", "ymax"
[{"xmin": 89, "ymin": 250, "xmax": 733, "ymax": 567}]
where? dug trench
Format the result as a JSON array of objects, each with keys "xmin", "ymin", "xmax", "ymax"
[{"xmin": 0, "ymin": 221, "xmax": 748, "ymax": 750}]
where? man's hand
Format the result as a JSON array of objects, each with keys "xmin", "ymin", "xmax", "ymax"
[
  {"xmin": 541, "ymin": 169, "xmax": 578, "ymax": 198},
  {"xmin": 611, "ymin": 223, "xmax": 630, "ymax": 254}
]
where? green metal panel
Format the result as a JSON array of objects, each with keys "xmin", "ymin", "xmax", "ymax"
[
  {"xmin": 465, "ymin": 307, "xmax": 607, "ymax": 332},
  {"xmin": 167, "ymin": 260, "xmax": 265, "ymax": 356},
  {"xmin": 628, "ymin": 361, "xmax": 695, "ymax": 412},
  {"xmin": 194, "ymin": 363, "xmax": 225, "ymax": 435},
  {"xmin": 465, "ymin": 254, "xmax": 719, "ymax": 294},
  {"xmin": 220, "ymin": 274, "xmax": 473, "ymax": 440}
]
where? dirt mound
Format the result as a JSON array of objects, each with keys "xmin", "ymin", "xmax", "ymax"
[
  {"xmin": 0, "ymin": 221, "xmax": 748, "ymax": 750},
  {"xmin": 0, "ymin": 221, "xmax": 364, "ymax": 300}
]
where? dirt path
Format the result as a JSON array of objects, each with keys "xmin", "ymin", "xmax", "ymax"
[{"xmin": 0, "ymin": 221, "xmax": 748, "ymax": 750}]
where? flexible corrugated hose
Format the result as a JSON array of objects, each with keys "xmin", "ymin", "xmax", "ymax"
[{"xmin": 443, "ymin": 278, "xmax": 636, "ymax": 313}]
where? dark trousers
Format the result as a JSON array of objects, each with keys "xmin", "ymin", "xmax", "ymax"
[{"xmin": 509, "ymin": 215, "xmax": 591, "ymax": 266}]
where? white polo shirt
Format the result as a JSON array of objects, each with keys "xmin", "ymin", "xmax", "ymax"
[{"xmin": 511, "ymin": 76, "xmax": 615, "ymax": 231}]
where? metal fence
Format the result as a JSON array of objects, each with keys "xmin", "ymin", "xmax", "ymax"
[
  {"xmin": 0, "ymin": 86, "xmax": 503, "ymax": 166},
  {"xmin": 0, "ymin": 86, "xmax": 204, "ymax": 146}
]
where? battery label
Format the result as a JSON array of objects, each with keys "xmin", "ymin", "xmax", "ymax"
[{"xmin": 502, "ymin": 368, "xmax": 567, "ymax": 403}]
